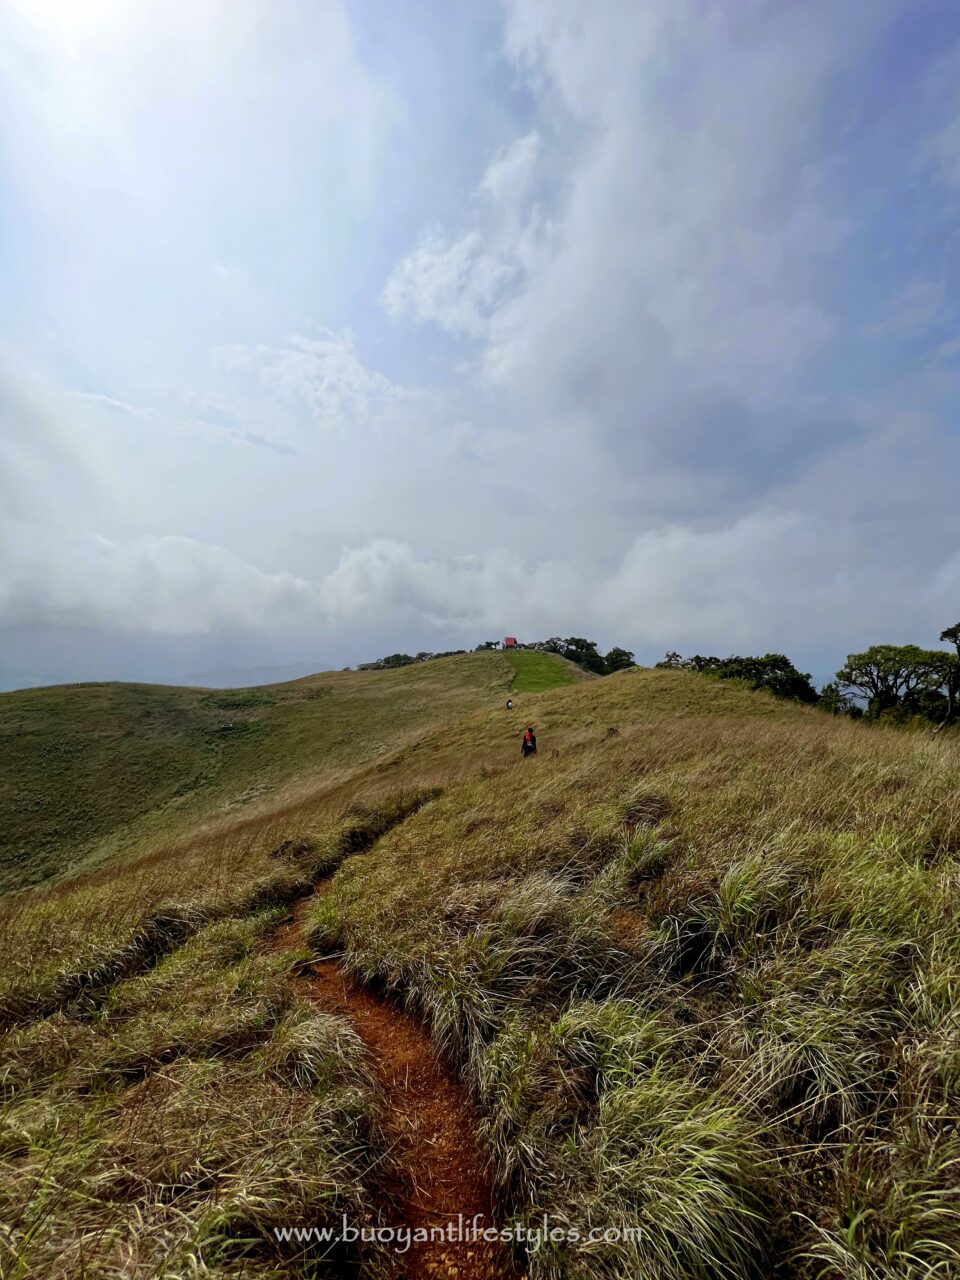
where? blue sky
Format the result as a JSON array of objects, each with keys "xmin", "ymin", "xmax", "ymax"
[{"xmin": 1, "ymin": 0, "xmax": 959, "ymax": 687}]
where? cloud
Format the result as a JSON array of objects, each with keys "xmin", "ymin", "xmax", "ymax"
[
  {"xmin": 0, "ymin": 0, "xmax": 389, "ymax": 205},
  {"xmin": 215, "ymin": 332, "xmax": 429, "ymax": 434},
  {"xmin": 381, "ymin": 132, "xmax": 544, "ymax": 337},
  {"xmin": 930, "ymin": 113, "xmax": 960, "ymax": 191},
  {"xmin": 316, "ymin": 515, "xmax": 957, "ymax": 655},
  {"xmin": 478, "ymin": 130, "xmax": 541, "ymax": 210},
  {"xmin": 2, "ymin": 1, "xmax": 959, "ymax": 686},
  {"xmin": 0, "ymin": 527, "xmax": 318, "ymax": 635},
  {"xmin": 931, "ymin": 335, "xmax": 960, "ymax": 363},
  {"xmin": 486, "ymin": 1, "xmax": 848, "ymax": 414},
  {"xmin": 385, "ymin": 0, "xmax": 858, "ymax": 471},
  {"xmin": 5, "ymin": 509, "xmax": 957, "ymax": 666},
  {"xmin": 381, "ymin": 228, "xmax": 518, "ymax": 338},
  {"xmin": 72, "ymin": 392, "xmax": 301, "ymax": 457}
]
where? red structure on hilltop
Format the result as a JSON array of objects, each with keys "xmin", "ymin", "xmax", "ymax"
[{"xmin": 503, "ymin": 636, "xmax": 517, "ymax": 649}]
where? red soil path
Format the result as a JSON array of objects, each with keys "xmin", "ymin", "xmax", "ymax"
[{"xmin": 271, "ymin": 888, "xmax": 516, "ymax": 1280}]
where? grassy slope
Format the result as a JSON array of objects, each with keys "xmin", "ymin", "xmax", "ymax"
[
  {"xmin": 503, "ymin": 647, "xmax": 583, "ymax": 692},
  {"xmin": 4, "ymin": 660, "xmax": 960, "ymax": 1278},
  {"xmin": 311, "ymin": 669, "xmax": 960, "ymax": 1278},
  {"xmin": 0, "ymin": 651, "xmax": 511, "ymax": 892}
]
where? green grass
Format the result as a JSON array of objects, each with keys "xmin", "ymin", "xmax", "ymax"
[
  {"xmin": 503, "ymin": 648, "xmax": 582, "ymax": 693},
  {"xmin": 4, "ymin": 657, "xmax": 960, "ymax": 1277},
  {"xmin": 0, "ymin": 910, "xmax": 389, "ymax": 1280},
  {"xmin": 303, "ymin": 668, "xmax": 960, "ymax": 1278},
  {"xmin": 0, "ymin": 652, "xmax": 509, "ymax": 892}
]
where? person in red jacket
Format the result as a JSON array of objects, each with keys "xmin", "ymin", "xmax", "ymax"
[{"xmin": 521, "ymin": 726, "xmax": 537, "ymax": 757}]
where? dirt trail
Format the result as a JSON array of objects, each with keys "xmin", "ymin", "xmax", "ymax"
[{"xmin": 271, "ymin": 887, "xmax": 514, "ymax": 1280}]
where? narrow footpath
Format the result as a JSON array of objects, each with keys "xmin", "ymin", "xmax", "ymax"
[{"xmin": 271, "ymin": 885, "xmax": 514, "ymax": 1280}]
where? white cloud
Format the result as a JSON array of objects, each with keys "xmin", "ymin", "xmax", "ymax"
[
  {"xmin": 381, "ymin": 130, "xmax": 546, "ymax": 337},
  {"xmin": 215, "ymin": 332, "xmax": 428, "ymax": 433},
  {"xmin": 381, "ymin": 228, "xmax": 518, "ymax": 338},
  {"xmin": 5, "ymin": 510, "xmax": 957, "ymax": 662},
  {"xmin": 311, "ymin": 514, "xmax": 945, "ymax": 655},
  {"xmin": 931, "ymin": 335, "xmax": 960, "ymax": 363},
  {"xmin": 488, "ymin": 1, "xmax": 847, "ymax": 410},
  {"xmin": 2, "ymin": 1, "xmax": 959, "ymax": 685},
  {"xmin": 931, "ymin": 114, "xmax": 960, "ymax": 191},
  {"xmin": 71, "ymin": 392, "xmax": 300, "ymax": 456},
  {"xmin": 478, "ymin": 130, "xmax": 541, "ymax": 210},
  {"xmin": 0, "ymin": 0, "xmax": 386, "ymax": 200},
  {"xmin": 384, "ymin": 0, "xmax": 855, "ymax": 442},
  {"xmin": 0, "ymin": 527, "xmax": 318, "ymax": 634}
]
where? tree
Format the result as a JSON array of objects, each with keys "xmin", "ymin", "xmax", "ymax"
[
  {"xmin": 655, "ymin": 651, "xmax": 817, "ymax": 702},
  {"xmin": 385, "ymin": 653, "xmax": 416, "ymax": 667},
  {"xmin": 475, "ymin": 640, "xmax": 500, "ymax": 651},
  {"xmin": 523, "ymin": 636, "xmax": 635, "ymax": 674},
  {"xmin": 559, "ymin": 637, "xmax": 606, "ymax": 675},
  {"xmin": 376, "ymin": 653, "xmax": 416, "ymax": 669},
  {"xmin": 938, "ymin": 624, "xmax": 960, "ymax": 726},
  {"xmin": 819, "ymin": 681, "xmax": 863, "ymax": 718},
  {"xmin": 359, "ymin": 649, "xmax": 464, "ymax": 671},
  {"xmin": 604, "ymin": 647, "xmax": 635, "ymax": 673},
  {"xmin": 721, "ymin": 654, "xmax": 818, "ymax": 703},
  {"xmin": 835, "ymin": 645, "xmax": 946, "ymax": 717}
]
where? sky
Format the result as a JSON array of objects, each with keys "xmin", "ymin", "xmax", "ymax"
[{"xmin": 1, "ymin": 0, "xmax": 959, "ymax": 689}]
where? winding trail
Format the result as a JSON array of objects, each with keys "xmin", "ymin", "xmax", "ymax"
[{"xmin": 271, "ymin": 885, "xmax": 514, "ymax": 1280}]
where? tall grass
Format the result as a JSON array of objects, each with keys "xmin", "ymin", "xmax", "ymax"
[
  {"xmin": 303, "ymin": 671, "xmax": 960, "ymax": 1277},
  {"xmin": 0, "ymin": 786, "xmax": 444, "ymax": 1278},
  {"xmin": 0, "ymin": 910, "xmax": 390, "ymax": 1279},
  {"xmin": 0, "ymin": 649, "xmax": 509, "ymax": 893},
  {"xmin": 5, "ymin": 663, "xmax": 960, "ymax": 1276}
]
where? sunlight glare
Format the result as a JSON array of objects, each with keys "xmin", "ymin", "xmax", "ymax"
[{"xmin": 7, "ymin": 0, "xmax": 133, "ymax": 55}]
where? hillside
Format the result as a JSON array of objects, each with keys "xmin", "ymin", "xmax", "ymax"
[
  {"xmin": 0, "ymin": 650, "xmax": 542, "ymax": 892},
  {"xmin": 2, "ymin": 658, "xmax": 959, "ymax": 1279}
]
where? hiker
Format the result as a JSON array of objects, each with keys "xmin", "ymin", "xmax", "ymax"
[
  {"xmin": 506, "ymin": 697, "xmax": 514, "ymax": 710},
  {"xmin": 521, "ymin": 726, "xmax": 537, "ymax": 757}
]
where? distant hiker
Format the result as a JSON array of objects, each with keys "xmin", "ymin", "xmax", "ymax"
[
  {"xmin": 506, "ymin": 697, "xmax": 514, "ymax": 710},
  {"xmin": 521, "ymin": 726, "xmax": 537, "ymax": 757}
]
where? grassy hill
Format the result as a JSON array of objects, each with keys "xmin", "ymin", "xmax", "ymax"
[
  {"xmin": 0, "ymin": 651, "xmax": 531, "ymax": 892},
  {"xmin": 2, "ymin": 656, "xmax": 959, "ymax": 1279}
]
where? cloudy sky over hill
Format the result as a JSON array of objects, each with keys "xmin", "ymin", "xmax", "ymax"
[{"xmin": 2, "ymin": 0, "xmax": 959, "ymax": 686}]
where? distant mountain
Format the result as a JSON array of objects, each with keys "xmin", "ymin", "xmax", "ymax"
[{"xmin": 0, "ymin": 662, "xmax": 333, "ymax": 693}]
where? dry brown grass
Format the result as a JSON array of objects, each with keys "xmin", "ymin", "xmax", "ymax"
[
  {"xmin": 0, "ymin": 910, "xmax": 390, "ymax": 1279},
  {"xmin": 5, "ymin": 663, "xmax": 960, "ymax": 1277},
  {"xmin": 305, "ymin": 669, "xmax": 960, "ymax": 1278},
  {"xmin": 0, "ymin": 650, "xmax": 512, "ymax": 893}
]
